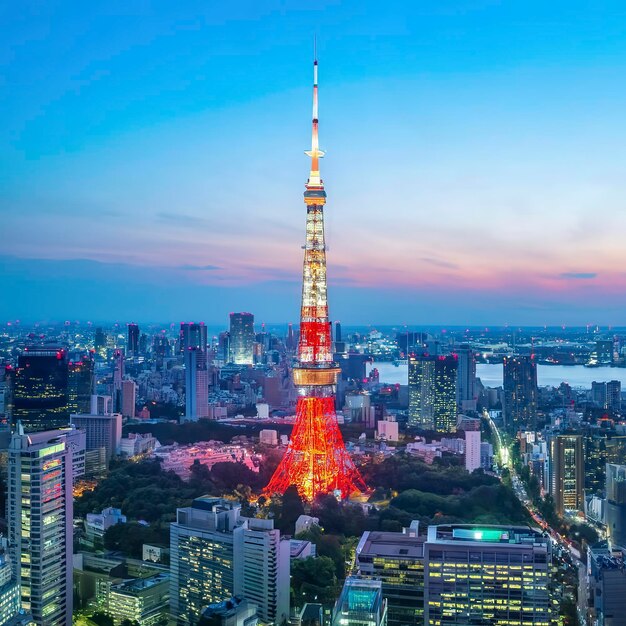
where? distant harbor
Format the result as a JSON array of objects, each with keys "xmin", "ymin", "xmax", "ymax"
[{"xmin": 367, "ymin": 361, "xmax": 626, "ymax": 389}]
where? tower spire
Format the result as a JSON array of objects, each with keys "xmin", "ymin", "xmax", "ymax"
[{"xmin": 305, "ymin": 49, "xmax": 324, "ymax": 188}]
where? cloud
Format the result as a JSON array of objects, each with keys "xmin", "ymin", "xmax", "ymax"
[
  {"xmin": 178, "ymin": 264, "xmax": 222, "ymax": 271},
  {"xmin": 559, "ymin": 272, "xmax": 597, "ymax": 280},
  {"xmin": 420, "ymin": 257, "xmax": 460, "ymax": 270}
]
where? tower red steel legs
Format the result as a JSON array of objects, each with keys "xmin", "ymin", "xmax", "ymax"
[{"xmin": 264, "ymin": 56, "xmax": 366, "ymax": 502}]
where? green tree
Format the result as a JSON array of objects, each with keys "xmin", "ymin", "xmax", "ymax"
[
  {"xmin": 90, "ymin": 613, "xmax": 114, "ymax": 626},
  {"xmin": 291, "ymin": 556, "xmax": 338, "ymax": 606}
]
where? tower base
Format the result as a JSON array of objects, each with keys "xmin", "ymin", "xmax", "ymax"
[{"xmin": 264, "ymin": 395, "xmax": 366, "ymax": 501}]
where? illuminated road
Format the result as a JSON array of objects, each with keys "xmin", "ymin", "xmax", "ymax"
[{"xmin": 484, "ymin": 411, "xmax": 588, "ymax": 625}]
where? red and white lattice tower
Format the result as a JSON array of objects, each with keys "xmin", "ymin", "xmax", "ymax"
[{"xmin": 264, "ymin": 56, "xmax": 367, "ymax": 501}]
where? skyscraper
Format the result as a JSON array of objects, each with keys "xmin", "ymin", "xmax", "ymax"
[
  {"xmin": 606, "ymin": 463, "xmax": 626, "ymax": 549},
  {"xmin": 121, "ymin": 379, "xmax": 136, "ymax": 419},
  {"xmin": 408, "ymin": 353, "xmax": 458, "ymax": 432},
  {"xmin": 455, "ymin": 345, "xmax": 476, "ymax": 411},
  {"xmin": 424, "ymin": 524, "xmax": 555, "ymax": 625},
  {"xmin": 179, "ymin": 322, "xmax": 208, "ymax": 353},
  {"xmin": 229, "ymin": 313, "xmax": 255, "ymax": 365},
  {"xmin": 127, "ymin": 323, "xmax": 139, "ymax": 356},
  {"xmin": 11, "ymin": 347, "xmax": 69, "ymax": 432},
  {"xmin": 503, "ymin": 355, "xmax": 538, "ymax": 431},
  {"xmin": 112, "ymin": 349, "xmax": 124, "ymax": 412},
  {"xmin": 9, "ymin": 427, "xmax": 74, "ymax": 626},
  {"xmin": 433, "ymin": 355, "xmax": 458, "ymax": 433},
  {"xmin": 67, "ymin": 352, "xmax": 94, "ymax": 415},
  {"xmin": 356, "ymin": 526, "xmax": 425, "ymax": 626},
  {"xmin": 184, "ymin": 347, "xmax": 209, "ymax": 422},
  {"xmin": 170, "ymin": 498, "xmax": 240, "ymax": 626},
  {"xmin": 233, "ymin": 518, "xmax": 290, "ymax": 624},
  {"xmin": 264, "ymin": 57, "xmax": 365, "ymax": 501},
  {"xmin": 408, "ymin": 353, "xmax": 436, "ymax": 429},
  {"xmin": 550, "ymin": 434, "xmax": 584, "ymax": 515}
]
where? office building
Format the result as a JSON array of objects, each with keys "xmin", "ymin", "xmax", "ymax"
[
  {"xmin": 592, "ymin": 381, "xmax": 622, "ymax": 413},
  {"xmin": 550, "ymin": 434, "xmax": 584, "ymax": 515},
  {"xmin": 70, "ymin": 409, "xmax": 122, "ymax": 462},
  {"xmin": 180, "ymin": 322, "xmax": 208, "ymax": 353},
  {"xmin": 331, "ymin": 578, "xmax": 387, "ymax": 626},
  {"xmin": 0, "ymin": 544, "xmax": 22, "ymax": 625},
  {"xmin": 229, "ymin": 313, "xmax": 255, "ymax": 365},
  {"xmin": 108, "ymin": 573, "xmax": 169, "ymax": 626},
  {"xmin": 433, "ymin": 356, "xmax": 458, "ymax": 432},
  {"xmin": 170, "ymin": 498, "xmax": 241, "ymax": 626},
  {"xmin": 233, "ymin": 518, "xmax": 290, "ymax": 625},
  {"xmin": 424, "ymin": 524, "xmax": 555, "ymax": 625},
  {"xmin": 11, "ymin": 347, "xmax": 69, "ymax": 432},
  {"xmin": 588, "ymin": 545, "xmax": 626, "ymax": 626},
  {"xmin": 464, "ymin": 428, "xmax": 481, "ymax": 473},
  {"xmin": 595, "ymin": 340, "xmax": 614, "ymax": 365},
  {"xmin": 127, "ymin": 323, "xmax": 140, "ymax": 356},
  {"xmin": 199, "ymin": 598, "xmax": 258, "ymax": 626},
  {"xmin": 356, "ymin": 526, "xmax": 424, "ymax": 626},
  {"xmin": 592, "ymin": 381, "xmax": 608, "ymax": 408},
  {"xmin": 67, "ymin": 353, "xmax": 94, "ymax": 415},
  {"xmin": 408, "ymin": 353, "xmax": 436, "ymax": 428},
  {"xmin": 503, "ymin": 356, "xmax": 538, "ymax": 431},
  {"xmin": 112, "ymin": 349, "xmax": 124, "ymax": 412},
  {"xmin": 9, "ymin": 427, "xmax": 74, "ymax": 626},
  {"xmin": 184, "ymin": 348, "xmax": 209, "ymax": 422},
  {"xmin": 121, "ymin": 379, "xmax": 136, "ymax": 418},
  {"xmin": 606, "ymin": 464, "xmax": 626, "ymax": 549},
  {"xmin": 455, "ymin": 345, "xmax": 477, "ymax": 411}
]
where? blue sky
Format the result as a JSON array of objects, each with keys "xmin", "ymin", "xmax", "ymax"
[{"xmin": 4, "ymin": 1, "xmax": 626, "ymax": 325}]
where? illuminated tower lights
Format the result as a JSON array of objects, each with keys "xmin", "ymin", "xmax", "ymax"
[{"xmin": 264, "ymin": 55, "xmax": 366, "ymax": 501}]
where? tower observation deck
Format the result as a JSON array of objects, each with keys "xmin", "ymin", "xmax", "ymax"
[{"xmin": 264, "ymin": 56, "xmax": 366, "ymax": 501}]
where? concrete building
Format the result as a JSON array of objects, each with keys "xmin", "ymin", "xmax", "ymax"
[
  {"xmin": 119, "ymin": 432, "xmax": 157, "ymax": 457},
  {"xmin": 503, "ymin": 356, "xmax": 538, "ymax": 431},
  {"xmin": 70, "ymin": 409, "xmax": 122, "ymax": 462},
  {"xmin": 331, "ymin": 578, "xmax": 387, "ymax": 626},
  {"xmin": 259, "ymin": 429, "xmax": 278, "ymax": 446},
  {"xmin": 233, "ymin": 518, "xmax": 290, "ymax": 624},
  {"xmin": 85, "ymin": 507, "xmax": 126, "ymax": 543},
  {"xmin": 355, "ymin": 524, "xmax": 424, "ymax": 626},
  {"xmin": 550, "ymin": 434, "xmax": 584, "ymax": 515},
  {"xmin": 199, "ymin": 597, "xmax": 258, "ymax": 626},
  {"xmin": 455, "ymin": 345, "xmax": 477, "ymax": 411},
  {"xmin": 0, "ymin": 545, "xmax": 23, "ymax": 625},
  {"xmin": 424, "ymin": 524, "xmax": 555, "ymax": 625},
  {"xmin": 9, "ymin": 427, "xmax": 74, "ymax": 626},
  {"xmin": 606, "ymin": 464, "xmax": 626, "ymax": 549},
  {"xmin": 184, "ymin": 347, "xmax": 209, "ymax": 422},
  {"xmin": 121, "ymin": 380, "xmax": 136, "ymax": 418},
  {"xmin": 377, "ymin": 417, "xmax": 399, "ymax": 442},
  {"xmin": 588, "ymin": 545, "xmax": 626, "ymax": 626},
  {"xmin": 108, "ymin": 573, "xmax": 169, "ymax": 626},
  {"xmin": 229, "ymin": 313, "xmax": 255, "ymax": 365},
  {"xmin": 170, "ymin": 498, "xmax": 241, "ymax": 626}
]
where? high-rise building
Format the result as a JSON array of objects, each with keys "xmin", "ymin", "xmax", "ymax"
[
  {"xmin": 70, "ymin": 409, "xmax": 122, "ymax": 462},
  {"xmin": 0, "ymin": 543, "xmax": 22, "ymax": 625},
  {"xmin": 170, "ymin": 498, "xmax": 241, "ymax": 626},
  {"xmin": 180, "ymin": 323, "xmax": 208, "ymax": 353},
  {"xmin": 408, "ymin": 354, "xmax": 458, "ymax": 432},
  {"xmin": 233, "ymin": 518, "xmax": 290, "ymax": 624},
  {"xmin": 121, "ymin": 380, "xmax": 136, "ymax": 418},
  {"xmin": 408, "ymin": 353, "xmax": 436, "ymax": 429},
  {"xmin": 263, "ymin": 57, "xmax": 365, "ymax": 501},
  {"xmin": 9, "ymin": 427, "xmax": 74, "ymax": 626},
  {"xmin": 424, "ymin": 524, "xmax": 555, "ymax": 625},
  {"xmin": 595, "ymin": 340, "xmax": 614, "ymax": 365},
  {"xmin": 433, "ymin": 355, "xmax": 458, "ymax": 433},
  {"xmin": 229, "ymin": 314, "xmax": 255, "ymax": 365},
  {"xmin": 184, "ymin": 348, "xmax": 209, "ymax": 422},
  {"xmin": 67, "ymin": 353, "xmax": 94, "ymax": 415},
  {"xmin": 550, "ymin": 434, "xmax": 584, "ymax": 515},
  {"xmin": 503, "ymin": 355, "xmax": 538, "ymax": 431},
  {"xmin": 592, "ymin": 381, "xmax": 608, "ymax": 408},
  {"xmin": 331, "ymin": 578, "xmax": 387, "ymax": 626},
  {"xmin": 455, "ymin": 345, "xmax": 476, "ymax": 411},
  {"xmin": 127, "ymin": 323, "xmax": 140, "ymax": 356},
  {"xmin": 112, "ymin": 349, "xmax": 124, "ymax": 412},
  {"xmin": 94, "ymin": 327, "xmax": 107, "ymax": 356},
  {"xmin": 587, "ymin": 545, "xmax": 626, "ymax": 626},
  {"xmin": 607, "ymin": 380, "xmax": 622, "ymax": 413},
  {"xmin": 12, "ymin": 347, "xmax": 69, "ymax": 432},
  {"xmin": 606, "ymin": 463, "xmax": 626, "ymax": 549},
  {"xmin": 355, "ymin": 526, "xmax": 424, "ymax": 626}
]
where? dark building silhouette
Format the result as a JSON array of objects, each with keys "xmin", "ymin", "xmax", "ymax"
[
  {"xmin": 68, "ymin": 352, "xmax": 94, "ymax": 415},
  {"xmin": 12, "ymin": 347, "xmax": 70, "ymax": 432},
  {"xmin": 127, "ymin": 323, "xmax": 139, "ymax": 355},
  {"xmin": 503, "ymin": 356, "xmax": 538, "ymax": 430}
]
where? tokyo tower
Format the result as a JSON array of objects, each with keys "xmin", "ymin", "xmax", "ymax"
[{"xmin": 264, "ymin": 56, "xmax": 366, "ymax": 502}]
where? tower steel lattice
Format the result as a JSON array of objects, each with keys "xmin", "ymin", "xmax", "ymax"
[{"xmin": 264, "ymin": 56, "xmax": 366, "ymax": 502}]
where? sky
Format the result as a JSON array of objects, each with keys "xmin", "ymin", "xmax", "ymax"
[{"xmin": 4, "ymin": 1, "xmax": 626, "ymax": 326}]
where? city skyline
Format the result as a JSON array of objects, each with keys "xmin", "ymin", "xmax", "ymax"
[{"xmin": 5, "ymin": 2, "xmax": 626, "ymax": 324}]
